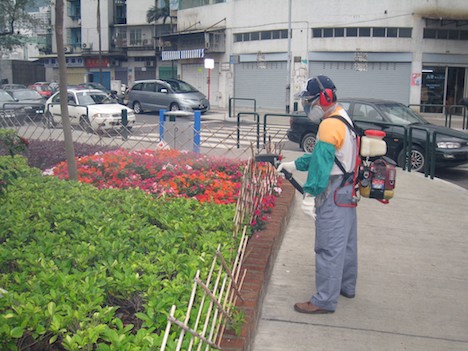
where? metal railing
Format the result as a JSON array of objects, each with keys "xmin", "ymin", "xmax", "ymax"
[
  {"xmin": 408, "ymin": 103, "xmax": 468, "ymax": 130},
  {"xmin": 228, "ymin": 98, "xmax": 256, "ymax": 118}
]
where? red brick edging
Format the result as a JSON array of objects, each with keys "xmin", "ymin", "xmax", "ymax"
[{"xmin": 220, "ymin": 182, "xmax": 296, "ymax": 351}]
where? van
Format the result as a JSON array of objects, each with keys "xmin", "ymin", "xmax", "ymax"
[{"xmin": 127, "ymin": 79, "xmax": 210, "ymax": 114}]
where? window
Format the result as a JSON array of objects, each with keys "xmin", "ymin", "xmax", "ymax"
[
  {"xmin": 399, "ymin": 27, "xmax": 412, "ymax": 38},
  {"xmin": 143, "ymin": 83, "xmax": 156, "ymax": 92},
  {"xmin": 129, "ymin": 29, "xmax": 142, "ymax": 46},
  {"xmin": 359, "ymin": 27, "xmax": 371, "ymax": 37},
  {"xmin": 312, "ymin": 26, "xmax": 412, "ymax": 39},
  {"xmin": 234, "ymin": 29, "xmax": 289, "ymax": 42},
  {"xmin": 312, "ymin": 28, "xmax": 322, "ymax": 37},
  {"xmin": 346, "ymin": 27, "xmax": 357, "ymax": 37},
  {"xmin": 261, "ymin": 31, "xmax": 271, "ymax": 40},
  {"xmin": 424, "ymin": 28, "xmax": 467, "ymax": 40},
  {"xmin": 334, "ymin": 28, "xmax": 344, "ymax": 37},
  {"xmin": 323, "ymin": 28, "xmax": 333, "ymax": 37},
  {"xmin": 437, "ymin": 29, "xmax": 448, "ymax": 39},
  {"xmin": 387, "ymin": 28, "xmax": 398, "ymax": 37},
  {"xmin": 448, "ymin": 30, "xmax": 459, "ymax": 40},
  {"xmin": 373, "ymin": 28, "xmax": 385, "ymax": 37}
]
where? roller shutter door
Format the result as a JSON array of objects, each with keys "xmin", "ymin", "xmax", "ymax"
[
  {"xmin": 180, "ymin": 63, "xmax": 219, "ymax": 102},
  {"xmin": 309, "ymin": 62, "xmax": 411, "ymax": 105},
  {"xmin": 234, "ymin": 61, "xmax": 287, "ymax": 109},
  {"xmin": 135, "ymin": 67, "xmax": 156, "ymax": 81}
]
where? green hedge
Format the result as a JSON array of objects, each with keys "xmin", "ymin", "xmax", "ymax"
[
  {"xmin": 0, "ymin": 156, "xmax": 41, "ymax": 193},
  {"xmin": 0, "ymin": 160, "xmax": 237, "ymax": 350}
]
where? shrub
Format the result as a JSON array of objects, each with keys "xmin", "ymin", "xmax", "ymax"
[
  {"xmin": 0, "ymin": 156, "xmax": 41, "ymax": 193},
  {"xmin": 0, "ymin": 129, "xmax": 29, "ymax": 157},
  {"xmin": 24, "ymin": 139, "xmax": 119, "ymax": 171},
  {"xmin": 0, "ymin": 174, "xmax": 237, "ymax": 350}
]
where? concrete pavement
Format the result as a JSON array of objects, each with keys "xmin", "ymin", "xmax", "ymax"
[{"xmin": 251, "ymin": 149, "xmax": 468, "ymax": 351}]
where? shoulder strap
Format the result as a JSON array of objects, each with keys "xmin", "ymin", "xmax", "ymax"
[
  {"xmin": 326, "ymin": 115, "xmax": 359, "ymax": 179},
  {"xmin": 328, "ymin": 115, "xmax": 360, "ymax": 136}
]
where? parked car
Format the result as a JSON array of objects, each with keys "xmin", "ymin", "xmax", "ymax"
[
  {"xmin": 287, "ymin": 98, "xmax": 468, "ymax": 172},
  {"xmin": 127, "ymin": 79, "xmax": 210, "ymax": 114},
  {"xmin": 45, "ymin": 89, "xmax": 136, "ymax": 132},
  {"xmin": 6, "ymin": 88, "xmax": 46, "ymax": 121},
  {"xmin": 29, "ymin": 82, "xmax": 53, "ymax": 98},
  {"xmin": 0, "ymin": 83, "xmax": 27, "ymax": 90},
  {"xmin": 0, "ymin": 89, "xmax": 27, "ymax": 126}
]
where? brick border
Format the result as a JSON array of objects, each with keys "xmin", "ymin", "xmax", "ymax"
[{"xmin": 220, "ymin": 181, "xmax": 296, "ymax": 351}]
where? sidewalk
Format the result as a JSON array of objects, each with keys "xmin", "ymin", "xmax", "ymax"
[{"xmin": 251, "ymin": 150, "xmax": 468, "ymax": 351}]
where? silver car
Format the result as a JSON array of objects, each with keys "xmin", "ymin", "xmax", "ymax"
[{"xmin": 127, "ymin": 79, "xmax": 210, "ymax": 114}]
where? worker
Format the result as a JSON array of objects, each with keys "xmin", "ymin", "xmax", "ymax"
[{"xmin": 277, "ymin": 75, "xmax": 358, "ymax": 314}]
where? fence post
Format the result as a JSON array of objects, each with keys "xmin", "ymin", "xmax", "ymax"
[
  {"xmin": 194, "ymin": 110, "xmax": 201, "ymax": 153},
  {"xmin": 159, "ymin": 109, "xmax": 166, "ymax": 141},
  {"xmin": 121, "ymin": 109, "xmax": 128, "ymax": 140}
]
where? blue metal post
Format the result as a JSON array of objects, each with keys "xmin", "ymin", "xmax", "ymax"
[{"xmin": 194, "ymin": 110, "xmax": 201, "ymax": 153}]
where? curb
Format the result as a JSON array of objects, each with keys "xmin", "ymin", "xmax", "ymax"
[{"xmin": 220, "ymin": 181, "xmax": 296, "ymax": 351}]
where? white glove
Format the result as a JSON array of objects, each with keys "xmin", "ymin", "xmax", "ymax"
[
  {"xmin": 276, "ymin": 161, "xmax": 296, "ymax": 173},
  {"xmin": 301, "ymin": 195, "xmax": 316, "ymax": 220}
]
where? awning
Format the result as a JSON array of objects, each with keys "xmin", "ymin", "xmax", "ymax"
[{"xmin": 161, "ymin": 48, "xmax": 205, "ymax": 61}]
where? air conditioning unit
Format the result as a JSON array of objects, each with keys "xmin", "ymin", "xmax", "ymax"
[
  {"xmin": 145, "ymin": 61, "xmax": 154, "ymax": 67},
  {"xmin": 64, "ymin": 46, "xmax": 73, "ymax": 53},
  {"xmin": 82, "ymin": 43, "xmax": 92, "ymax": 50}
]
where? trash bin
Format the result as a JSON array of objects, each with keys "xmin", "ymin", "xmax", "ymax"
[{"xmin": 163, "ymin": 111, "xmax": 195, "ymax": 150}]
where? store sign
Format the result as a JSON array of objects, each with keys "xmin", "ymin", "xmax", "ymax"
[{"xmin": 85, "ymin": 57, "xmax": 110, "ymax": 68}]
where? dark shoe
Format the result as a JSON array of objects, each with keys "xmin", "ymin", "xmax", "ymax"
[
  {"xmin": 294, "ymin": 301, "xmax": 334, "ymax": 314},
  {"xmin": 340, "ymin": 291, "xmax": 355, "ymax": 299}
]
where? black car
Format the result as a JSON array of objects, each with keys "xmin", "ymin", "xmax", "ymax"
[
  {"xmin": 287, "ymin": 98, "xmax": 468, "ymax": 172},
  {"xmin": 6, "ymin": 88, "xmax": 46, "ymax": 121},
  {"xmin": 0, "ymin": 89, "xmax": 27, "ymax": 127}
]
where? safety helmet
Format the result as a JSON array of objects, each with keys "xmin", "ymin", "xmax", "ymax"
[{"xmin": 297, "ymin": 75, "xmax": 337, "ymax": 114}]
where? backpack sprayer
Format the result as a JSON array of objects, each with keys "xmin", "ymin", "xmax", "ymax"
[{"xmin": 255, "ymin": 127, "xmax": 396, "ymax": 205}]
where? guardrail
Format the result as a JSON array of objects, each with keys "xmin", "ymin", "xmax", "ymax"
[
  {"xmin": 229, "ymin": 98, "xmax": 256, "ymax": 118},
  {"xmin": 408, "ymin": 103, "xmax": 467, "ymax": 130}
]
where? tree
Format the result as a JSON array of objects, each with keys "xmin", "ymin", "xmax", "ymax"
[
  {"xmin": 147, "ymin": 0, "xmax": 171, "ymax": 24},
  {"xmin": 0, "ymin": 0, "xmax": 43, "ymax": 50},
  {"xmin": 55, "ymin": 0, "xmax": 78, "ymax": 181}
]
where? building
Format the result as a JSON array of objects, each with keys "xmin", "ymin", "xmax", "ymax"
[{"xmin": 42, "ymin": 0, "xmax": 468, "ymax": 111}]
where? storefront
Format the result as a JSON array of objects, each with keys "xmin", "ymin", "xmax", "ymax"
[{"xmin": 421, "ymin": 66, "xmax": 466, "ymax": 113}]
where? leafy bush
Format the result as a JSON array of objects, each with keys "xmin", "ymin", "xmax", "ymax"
[
  {"xmin": 26, "ymin": 140, "xmax": 119, "ymax": 171},
  {"xmin": 0, "ymin": 130, "xmax": 29, "ymax": 157},
  {"xmin": 0, "ymin": 174, "xmax": 237, "ymax": 350},
  {"xmin": 0, "ymin": 156, "xmax": 41, "ymax": 192}
]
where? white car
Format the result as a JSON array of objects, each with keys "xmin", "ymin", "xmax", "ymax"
[{"xmin": 45, "ymin": 89, "xmax": 136, "ymax": 131}]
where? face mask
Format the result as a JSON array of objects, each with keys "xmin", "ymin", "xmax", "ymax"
[{"xmin": 307, "ymin": 104, "xmax": 324, "ymax": 122}]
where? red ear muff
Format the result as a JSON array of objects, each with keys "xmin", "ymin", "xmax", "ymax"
[{"xmin": 319, "ymin": 88, "xmax": 334, "ymax": 106}]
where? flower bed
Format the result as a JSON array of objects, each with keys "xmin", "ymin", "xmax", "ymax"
[{"xmin": 1, "ymin": 145, "xmax": 283, "ymax": 350}]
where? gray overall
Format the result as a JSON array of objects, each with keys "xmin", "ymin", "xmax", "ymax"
[{"xmin": 311, "ymin": 175, "xmax": 358, "ymax": 311}]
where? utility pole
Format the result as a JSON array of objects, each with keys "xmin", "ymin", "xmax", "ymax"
[
  {"xmin": 97, "ymin": 0, "xmax": 102, "ymax": 85},
  {"xmin": 285, "ymin": 0, "xmax": 292, "ymax": 113}
]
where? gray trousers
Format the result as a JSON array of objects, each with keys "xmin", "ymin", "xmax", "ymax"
[{"xmin": 311, "ymin": 176, "xmax": 358, "ymax": 311}]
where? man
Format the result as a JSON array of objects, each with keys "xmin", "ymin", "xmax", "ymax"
[{"xmin": 278, "ymin": 75, "xmax": 358, "ymax": 314}]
